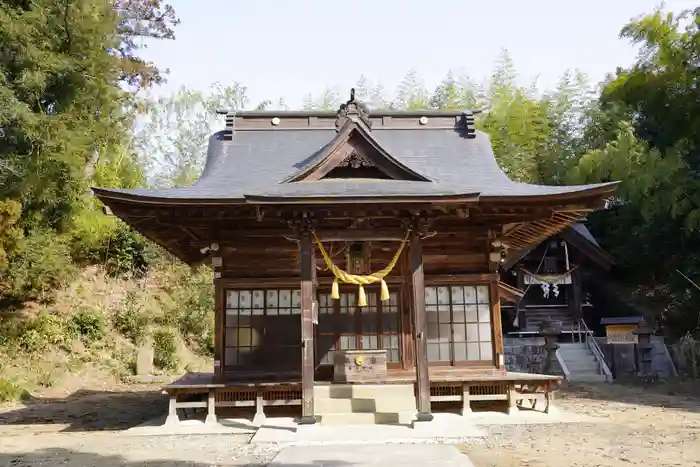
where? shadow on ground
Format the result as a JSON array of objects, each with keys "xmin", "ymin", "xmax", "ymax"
[
  {"xmin": 0, "ymin": 389, "xmax": 166, "ymax": 432},
  {"xmin": 0, "ymin": 448, "xmax": 354, "ymax": 467},
  {"xmin": 558, "ymin": 379, "xmax": 700, "ymax": 413}
]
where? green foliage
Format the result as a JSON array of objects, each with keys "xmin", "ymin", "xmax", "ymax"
[
  {"xmin": 72, "ymin": 216, "xmax": 150, "ymax": 277},
  {"xmin": 112, "ymin": 290, "xmax": 150, "ymax": 345},
  {"xmin": 0, "ymin": 199, "xmax": 23, "ymax": 269},
  {"xmin": 0, "ymin": 379, "xmax": 29, "ymax": 403},
  {"xmin": 70, "ymin": 309, "xmax": 106, "ymax": 342},
  {"xmin": 152, "ymin": 328, "xmax": 178, "ymax": 371},
  {"xmin": 136, "ymin": 83, "xmax": 254, "ymax": 187},
  {"xmin": 158, "ymin": 264, "xmax": 214, "ymax": 355},
  {"xmin": 15, "ymin": 313, "xmax": 71, "ymax": 353},
  {"xmin": 571, "ymin": 6, "xmax": 700, "ymax": 338},
  {"xmin": 3, "ymin": 229, "xmax": 76, "ymax": 302}
]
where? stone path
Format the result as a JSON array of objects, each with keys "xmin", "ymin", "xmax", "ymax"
[{"xmin": 269, "ymin": 444, "xmax": 474, "ymax": 467}]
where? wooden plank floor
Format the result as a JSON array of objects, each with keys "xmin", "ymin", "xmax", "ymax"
[{"xmin": 165, "ymin": 368, "xmax": 561, "ymax": 390}]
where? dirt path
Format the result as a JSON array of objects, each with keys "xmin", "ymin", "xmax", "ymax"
[
  {"xmin": 462, "ymin": 382, "xmax": 700, "ymax": 467},
  {"xmin": 1, "ymin": 380, "xmax": 699, "ymax": 466}
]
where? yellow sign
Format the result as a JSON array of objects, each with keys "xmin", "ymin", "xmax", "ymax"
[{"xmin": 605, "ymin": 324, "xmax": 638, "ymax": 344}]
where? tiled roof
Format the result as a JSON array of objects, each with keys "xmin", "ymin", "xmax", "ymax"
[{"xmin": 93, "ymin": 118, "xmax": 616, "ymax": 203}]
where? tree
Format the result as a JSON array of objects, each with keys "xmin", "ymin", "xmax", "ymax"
[
  {"xmin": 475, "ymin": 51, "xmax": 553, "ymax": 182},
  {"xmin": 570, "ymin": 6, "xmax": 700, "ymax": 338},
  {"xmin": 114, "ymin": 0, "xmax": 180, "ymax": 90},
  {"xmin": 430, "ymin": 71, "xmax": 479, "ymax": 110},
  {"xmin": 0, "ymin": 0, "xmax": 178, "ymax": 231},
  {"xmin": 393, "ymin": 69, "xmax": 430, "ymax": 110},
  {"xmin": 302, "ymin": 87, "xmax": 343, "ymax": 111},
  {"xmin": 353, "ymin": 75, "xmax": 392, "ymax": 110},
  {"xmin": 136, "ymin": 83, "xmax": 254, "ymax": 187},
  {"xmin": 0, "ymin": 200, "xmax": 23, "ymax": 270}
]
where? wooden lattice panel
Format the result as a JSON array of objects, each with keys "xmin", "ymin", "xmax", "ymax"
[
  {"xmin": 216, "ymin": 389, "xmax": 255, "ymax": 404},
  {"xmin": 469, "ymin": 383, "xmax": 508, "ymax": 396},
  {"xmin": 430, "ymin": 384, "xmax": 461, "ymax": 397},
  {"xmin": 428, "ymin": 383, "xmax": 462, "ymax": 402},
  {"xmin": 263, "ymin": 388, "xmax": 302, "ymax": 402},
  {"xmin": 214, "ymin": 387, "xmax": 302, "ymax": 408}
]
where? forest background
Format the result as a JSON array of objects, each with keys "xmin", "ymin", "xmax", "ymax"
[{"xmin": 1, "ymin": 1, "xmax": 699, "ymax": 399}]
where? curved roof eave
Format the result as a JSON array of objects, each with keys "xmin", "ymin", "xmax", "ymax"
[
  {"xmin": 91, "ymin": 187, "xmax": 247, "ymax": 206},
  {"xmin": 478, "ymin": 181, "xmax": 620, "ymax": 204}
]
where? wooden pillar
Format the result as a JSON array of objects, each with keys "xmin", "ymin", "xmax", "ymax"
[
  {"xmin": 516, "ymin": 266, "xmax": 526, "ymax": 329},
  {"xmin": 489, "ymin": 280, "xmax": 504, "ymax": 368},
  {"xmin": 410, "ymin": 229, "xmax": 432, "ymax": 421},
  {"xmin": 569, "ymin": 266, "xmax": 583, "ymax": 321},
  {"xmin": 298, "ymin": 226, "xmax": 317, "ymax": 424},
  {"xmin": 212, "ymin": 255, "xmax": 224, "ymax": 381},
  {"xmin": 400, "ymin": 246, "xmax": 414, "ymax": 370}
]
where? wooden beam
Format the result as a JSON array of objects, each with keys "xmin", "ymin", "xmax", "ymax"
[
  {"xmin": 489, "ymin": 281, "xmax": 504, "ymax": 368},
  {"xmin": 298, "ymin": 226, "xmax": 316, "ymax": 425},
  {"xmin": 214, "ymin": 280, "xmax": 224, "ymax": 381},
  {"xmin": 410, "ymin": 229, "xmax": 433, "ymax": 422}
]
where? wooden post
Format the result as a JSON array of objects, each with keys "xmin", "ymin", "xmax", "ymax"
[
  {"xmin": 490, "ymin": 280, "xmax": 504, "ymax": 368},
  {"xmin": 461, "ymin": 384, "xmax": 472, "ymax": 416},
  {"xmin": 165, "ymin": 391, "xmax": 179, "ymax": 425},
  {"xmin": 205, "ymin": 389, "xmax": 217, "ymax": 425},
  {"xmin": 214, "ymin": 280, "xmax": 223, "ymax": 381},
  {"xmin": 410, "ymin": 229, "xmax": 432, "ymax": 422},
  {"xmin": 400, "ymin": 246, "xmax": 414, "ymax": 370},
  {"xmin": 253, "ymin": 390, "xmax": 266, "ymax": 425},
  {"xmin": 298, "ymin": 226, "xmax": 317, "ymax": 424},
  {"xmin": 569, "ymin": 266, "xmax": 583, "ymax": 321},
  {"xmin": 516, "ymin": 266, "xmax": 526, "ymax": 329}
]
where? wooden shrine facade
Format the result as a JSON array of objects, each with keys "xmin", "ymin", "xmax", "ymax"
[
  {"xmin": 499, "ymin": 224, "xmax": 616, "ymax": 335},
  {"xmin": 93, "ymin": 90, "xmax": 618, "ymax": 423}
]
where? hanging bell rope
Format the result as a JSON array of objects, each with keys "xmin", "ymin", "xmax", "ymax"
[{"xmin": 312, "ymin": 230, "xmax": 411, "ymax": 307}]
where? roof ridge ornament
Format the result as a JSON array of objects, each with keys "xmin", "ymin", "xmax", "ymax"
[{"xmin": 335, "ymin": 88, "xmax": 372, "ymax": 132}]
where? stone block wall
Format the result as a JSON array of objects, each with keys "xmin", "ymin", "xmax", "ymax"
[
  {"xmin": 594, "ymin": 336, "xmax": 677, "ymax": 379},
  {"xmin": 503, "ymin": 337, "xmax": 547, "ymax": 373}
]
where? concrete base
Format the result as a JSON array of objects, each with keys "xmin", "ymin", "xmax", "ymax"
[
  {"xmin": 252, "ymin": 411, "xmax": 267, "ymax": 426},
  {"xmin": 251, "ymin": 414, "xmax": 486, "ymax": 446},
  {"xmin": 269, "ymin": 444, "xmax": 476, "ymax": 467},
  {"xmin": 124, "ymin": 407, "xmax": 601, "ymax": 441},
  {"xmin": 123, "ymin": 416, "xmax": 258, "ymax": 437},
  {"xmin": 314, "ymin": 383, "xmax": 418, "ymax": 426}
]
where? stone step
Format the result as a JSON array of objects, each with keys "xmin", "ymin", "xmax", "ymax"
[
  {"xmin": 314, "ymin": 396, "xmax": 416, "ymax": 414},
  {"xmin": 567, "ymin": 373, "xmax": 608, "ymax": 383},
  {"xmin": 315, "ymin": 384, "xmax": 415, "ymax": 400},
  {"xmin": 559, "ymin": 342, "xmax": 588, "ymax": 352},
  {"xmin": 313, "ymin": 384, "xmax": 417, "ymax": 420},
  {"xmin": 565, "ymin": 363, "xmax": 600, "ymax": 373},
  {"xmin": 318, "ymin": 411, "xmax": 415, "ymax": 426},
  {"xmin": 558, "ymin": 351, "xmax": 593, "ymax": 358}
]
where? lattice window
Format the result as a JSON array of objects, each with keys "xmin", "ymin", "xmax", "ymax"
[
  {"xmin": 425, "ymin": 285, "xmax": 493, "ymax": 364},
  {"xmin": 316, "ymin": 289, "xmax": 401, "ymax": 365},
  {"xmin": 224, "ymin": 288, "xmax": 301, "ymax": 369}
]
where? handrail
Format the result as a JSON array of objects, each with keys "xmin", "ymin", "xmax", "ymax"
[
  {"xmin": 579, "ymin": 319, "xmax": 613, "ymax": 382},
  {"xmin": 555, "ymin": 348, "xmax": 571, "ymax": 380}
]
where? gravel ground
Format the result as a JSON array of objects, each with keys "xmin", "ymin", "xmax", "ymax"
[
  {"xmin": 0, "ymin": 433, "xmax": 279, "ymax": 466},
  {"xmin": 462, "ymin": 382, "xmax": 700, "ymax": 467},
  {"xmin": 0, "ymin": 380, "xmax": 699, "ymax": 466}
]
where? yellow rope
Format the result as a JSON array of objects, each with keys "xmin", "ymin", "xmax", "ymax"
[{"xmin": 312, "ymin": 230, "xmax": 410, "ymax": 306}]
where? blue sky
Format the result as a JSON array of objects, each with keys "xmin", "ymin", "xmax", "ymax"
[{"xmin": 140, "ymin": 0, "xmax": 694, "ymax": 108}]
